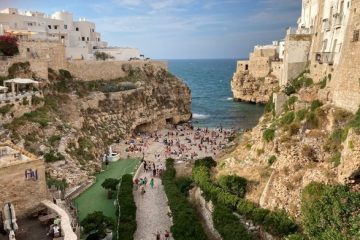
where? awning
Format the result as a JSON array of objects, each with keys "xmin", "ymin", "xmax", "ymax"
[{"xmin": 4, "ymin": 78, "xmax": 39, "ymax": 85}]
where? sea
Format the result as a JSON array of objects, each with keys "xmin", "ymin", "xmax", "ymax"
[{"xmin": 168, "ymin": 59, "xmax": 264, "ymax": 130}]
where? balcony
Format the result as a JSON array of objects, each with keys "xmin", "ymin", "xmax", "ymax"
[
  {"xmin": 315, "ymin": 52, "xmax": 335, "ymax": 65},
  {"xmin": 333, "ymin": 13, "xmax": 343, "ymax": 28}
]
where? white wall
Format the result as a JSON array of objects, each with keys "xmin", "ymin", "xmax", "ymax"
[{"xmin": 96, "ymin": 48, "xmax": 141, "ymax": 61}]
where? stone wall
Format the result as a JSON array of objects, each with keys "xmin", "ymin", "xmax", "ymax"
[
  {"xmin": 249, "ymin": 57, "xmax": 271, "ymax": 78},
  {"xmin": 0, "ymin": 158, "xmax": 48, "ymax": 217},
  {"xmin": 0, "ymin": 92, "xmax": 44, "ymax": 125},
  {"xmin": 280, "ymin": 34, "xmax": 312, "ymax": 86},
  {"xmin": 270, "ymin": 61, "xmax": 282, "ymax": 80},
  {"xmin": 65, "ymin": 60, "xmax": 168, "ymax": 81},
  {"xmin": 330, "ymin": 0, "xmax": 360, "ymax": 113}
]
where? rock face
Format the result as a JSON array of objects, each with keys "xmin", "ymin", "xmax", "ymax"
[
  {"xmin": 2, "ymin": 63, "xmax": 191, "ymax": 187},
  {"xmin": 218, "ymin": 83, "xmax": 360, "ymax": 218},
  {"xmin": 231, "ymin": 71, "xmax": 278, "ymax": 104}
]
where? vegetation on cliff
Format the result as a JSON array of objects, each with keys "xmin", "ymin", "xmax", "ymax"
[
  {"xmin": 301, "ymin": 182, "xmax": 360, "ymax": 240},
  {"xmin": 193, "ymin": 157, "xmax": 297, "ymax": 238}
]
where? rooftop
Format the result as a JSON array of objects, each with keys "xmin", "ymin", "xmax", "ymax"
[{"xmin": 0, "ymin": 141, "xmax": 38, "ymax": 168}]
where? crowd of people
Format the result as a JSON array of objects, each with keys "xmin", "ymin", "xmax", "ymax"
[{"xmin": 117, "ymin": 123, "xmax": 236, "ymax": 163}]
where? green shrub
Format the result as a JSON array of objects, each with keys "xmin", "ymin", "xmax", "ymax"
[
  {"xmin": 264, "ymin": 94, "xmax": 275, "ymax": 113},
  {"xmin": 175, "ymin": 177, "xmax": 193, "ymax": 197},
  {"xmin": 48, "ymin": 135, "xmax": 61, "ymax": 146},
  {"xmin": 283, "ymin": 71, "xmax": 313, "ymax": 95},
  {"xmin": 213, "ymin": 203, "xmax": 255, "ymax": 240},
  {"xmin": 310, "ymin": 100, "xmax": 322, "ymax": 111},
  {"xmin": 302, "ymin": 182, "xmax": 360, "ymax": 240},
  {"xmin": 305, "ymin": 112, "xmax": 319, "ymax": 129},
  {"xmin": 295, "ymin": 109, "xmax": 307, "ymax": 122},
  {"xmin": 263, "ymin": 128, "xmax": 275, "ymax": 142},
  {"xmin": 162, "ymin": 159, "xmax": 207, "ymax": 240},
  {"xmin": 268, "ymin": 155, "xmax": 277, "ymax": 166},
  {"xmin": 0, "ymin": 104, "xmax": 12, "ymax": 116},
  {"xmin": 280, "ymin": 111, "xmax": 295, "ymax": 125},
  {"xmin": 44, "ymin": 150, "xmax": 65, "ymax": 162},
  {"xmin": 218, "ymin": 175, "xmax": 247, "ymax": 198},
  {"xmin": 117, "ymin": 174, "xmax": 137, "ymax": 240},
  {"xmin": 94, "ymin": 51, "xmax": 115, "ymax": 61},
  {"xmin": 46, "ymin": 177, "xmax": 68, "ymax": 190},
  {"xmin": 331, "ymin": 151, "xmax": 341, "ymax": 167},
  {"xmin": 194, "ymin": 156, "xmax": 217, "ymax": 168},
  {"xmin": 192, "ymin": 158, "xmax": 298, "ymax": 237},
  {"xmin": 23, "ymin": 107, "xmax": 50, "ymax": 126},
  {"xmin": 81, "ymin": 211, "xmax": 114, "ymax": 239},
  {"xmin": 102, "ymin": 178, "xmax": 120, "ymax": 191}
]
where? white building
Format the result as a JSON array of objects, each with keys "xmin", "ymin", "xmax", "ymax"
[
  {"xmin": 318, "ymin": 0, "xmax": 352, "ymax": 65},
  {"xmin": 0, "ymin": 8, "xmax": 141, "ymax": 61}
]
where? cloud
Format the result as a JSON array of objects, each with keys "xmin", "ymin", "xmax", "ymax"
[{"xmin": 113, "ymin": 0, "xmax": 196, "ymax": 11}]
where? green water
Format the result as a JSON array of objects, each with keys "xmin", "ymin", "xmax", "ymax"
[{"xmin": 74, "ymin": 159, "xmax": 139, "ymax": 222}]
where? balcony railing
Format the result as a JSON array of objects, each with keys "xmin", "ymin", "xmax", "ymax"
[{"xmin": 315, "ymin": 52, "xmax": 335, "ymax": 65}]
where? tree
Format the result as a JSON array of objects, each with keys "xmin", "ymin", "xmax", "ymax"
[
  {"xmin": 218, "ymin": 175, "xmax": 247, "ymax": 198},
  {"xmin": 81, "ymin": 211, "xmax": 114, "ymax": 239},
  {"xmin": 94, "ymin": 51, "xmax": 114, "ymax": 61},
  {"xmin": 0, "ymin": 35, "xmax": 19, "ymax": 56},
  {"xmin": 101, "ymin": 178, "xmax": 120, "ymax": 199}
]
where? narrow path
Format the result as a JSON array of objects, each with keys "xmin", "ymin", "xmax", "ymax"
[{"xmin": 134, "ymin": 167, "xmax": 174, "ymax": 240}]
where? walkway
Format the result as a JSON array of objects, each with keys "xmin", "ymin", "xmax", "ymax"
[{"xmin": 133, "ymin": 166, "xmax": 173, "ymax": 240}]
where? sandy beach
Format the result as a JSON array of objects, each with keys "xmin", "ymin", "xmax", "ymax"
[{"xmin": 113, "ymin": 123, "xmax": 236, "ymax": 164}]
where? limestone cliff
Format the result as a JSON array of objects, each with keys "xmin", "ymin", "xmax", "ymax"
[
  {"xmin": 220, "ymin": 73, "xmax": 360, "ymax": 217},
  {"xmin": 231, "ymin": 71, "xmax": 278, "ymax": 104},
  {"xmin": 1, "ymin": 62, "xmax": 191, "ymax": 186}
]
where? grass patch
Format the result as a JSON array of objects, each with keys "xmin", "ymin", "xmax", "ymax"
[{"xmin": 263, "ymin": 128, "xmax": 275, "ymax": 142}]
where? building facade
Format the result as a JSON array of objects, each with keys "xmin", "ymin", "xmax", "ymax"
[
  {"xmin": 0, "ymin": 141, "xmax": 48, "ymax": 217},
  {"xmin": 0, "ymin": 8, "xmax": 141, "ymax": 61}
]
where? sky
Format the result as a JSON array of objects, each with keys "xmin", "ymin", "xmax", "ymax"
[{"xmin": 0, "ymin": 0, "xmax": 301, "ymax": 59}]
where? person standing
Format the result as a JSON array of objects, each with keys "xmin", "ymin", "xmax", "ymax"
[
  {"xmin": 150, "ymin": 178, "xmax": 154, "ymax": 189},
  {"xmin": 164, "ymin": 230, "xmax": 170, "ymax": 240}
]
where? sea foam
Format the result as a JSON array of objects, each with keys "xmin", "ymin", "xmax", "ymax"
[{"xmin": 193, "ymin": 113, "xmax": 210, "ymax": 119}]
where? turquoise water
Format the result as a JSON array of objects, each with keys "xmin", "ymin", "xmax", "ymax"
[{"xmin": 168, "ymin": 59, "xmax": 264, "ymax": 129}]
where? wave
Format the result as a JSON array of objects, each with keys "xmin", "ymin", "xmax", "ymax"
[
  {"xmin": 226, "ymin": 97, "xmax": 233, "ymax": 101},
  {"xmin": 193, "ymin": 113, "xmax": 210, "ymax": 119}
]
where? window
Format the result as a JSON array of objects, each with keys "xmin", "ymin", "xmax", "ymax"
[
  {"xmin": 87, "ymin": 37, "xmax": 89, "ymax": 41},
  {"xmin": 322, "ymin": 39, "xmax": 328, "ymax": 51},
  {"xmin": 26, "ymin": 48, "xmax": 30, "ymax": 52},
  {"xmin": 353, "ymin": 30, "xmax": 360, "ymax": 42},
  {"xmin": 98, "ymin": 38, "xmax": 100, "ymax": 41},
  {"xmin": 82, "ymin": 37, "xmax": 85, "ymax": 41},
  {"xmin": 27, "ymin": 22, "xmax": 33, "ymax": 26},
  {"xmin": 61, "ymin": 36, "xmax": 65, "ymax": 39},
  {"xmin": 64, "ymin": 25, "xmax": 67, "ymax": 29},
  {"xmin": 54, "ymin": 25, "xmax": 58, "ymax": 30},
  {"xmin": 92, "ymin": 29, "xmax": 94, "ymax": 32},
  {"xmin": 76, "ymin": 27, "xmax": 79, "ymax": 31},
  {"xmin": 48, "ymin": 25, "xmax": 52, "ymax": 29}
]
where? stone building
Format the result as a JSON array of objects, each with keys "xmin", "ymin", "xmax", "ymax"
[
  {"xmin": 0, "ymin": 8, "xmax": 140, "ymax": 60},
  {"xmin": 0, "ymin": 141, "xmax": 48, "ymax": 217}
]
